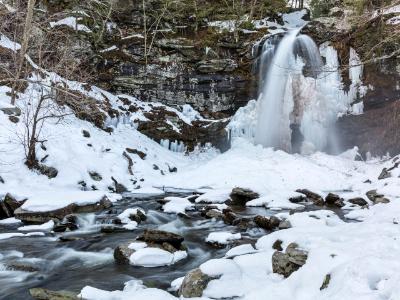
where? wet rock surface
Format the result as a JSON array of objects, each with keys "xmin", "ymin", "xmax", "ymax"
[
  {"xmin": 179, "ymin": 268, "xmax": 213, "ymax": 298},
  {"xmin": 29, "ymin": 288, "xmax": 78, "ymax": 300},
  {"xmin": 230, "ymin": 188, "xmax": 260, "ymax": 206}
]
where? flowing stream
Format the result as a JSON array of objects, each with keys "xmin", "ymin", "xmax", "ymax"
[{"xmin": 0, "ymin": 193, "xmax": 283, "ymax": 300}]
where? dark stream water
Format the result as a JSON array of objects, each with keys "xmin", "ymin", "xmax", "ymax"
[{"xmin": 0, "ymin": 193, "xmax": 283, "ymax": 300}]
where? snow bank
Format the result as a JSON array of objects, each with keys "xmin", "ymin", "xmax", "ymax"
[
  {"xmin": 17, "ymin": 220, "xmax": 54, "ymax": 232},
  {"xmin": 162, "ymin": 196, "xmax": 194, "ymax": 214},
  {"xmin": 206, "ymin": 232, "xmax": 241, "ymax": 245},
  {"xmin": 129, "ymin": 248, "xmax": 187, "ymax": 267}
]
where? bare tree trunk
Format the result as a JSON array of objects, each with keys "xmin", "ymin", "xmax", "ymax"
[
  {"xmin": 11, "ymin": 0, "xmax": 36, "ymax": 105},
  {"xmin": 249, "ymin": 0, "xmax": 258, "ymax": 21},
  {"xmin": 142, "ymin": 0, "xmax": 148, "ymax": 69}
]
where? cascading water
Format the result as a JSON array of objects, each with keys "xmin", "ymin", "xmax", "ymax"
[{"xmin": 251, "ymin": 29, "xmax": 365, "ymax": 154}]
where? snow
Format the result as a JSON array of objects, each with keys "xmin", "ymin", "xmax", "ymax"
[
  {"xmin": 19, "ymin": 191, "xmax": 116, "ymax": 212},
  {"xmin": 0, "ymin": 217, "xmax": 21, "ymax": 224},
  {"xmin": 162, "ymin": 196, "xmax": 194, "ymax": 214},
  {"xmin": 0, "ymin": 232, "xmax": 45, "ymax": 240},
  {"xmin": 129, "ymin": 247, "xmax": 187, "ymax": 267},
  {"xmin": 49, "ymin": 17, "xmax": 92, "ymax": 33},
  {"xmin": 169, "ymin": 277, "xmax": 184, "ymax": 292},
  {"xmin": 194, "ymin": 189, "xmax": 231, "ymax": 204},
  {"xmin": 17, "ymin": 220, "xmax": 54, "ymax": 232},
  {"xmin": 117, "ymin": 208, "xmax": 145, "ymax": 230},
  {"xmin": 225, "ymin": 244, "xmax": 258, "ymax": 258},
  {"xmin": 206, "ymin": 232, "xmax": 241, "ymax": 245},
  {"xmin": 0, "ymin": 34, "xmax": 21, "ymax": 51}
]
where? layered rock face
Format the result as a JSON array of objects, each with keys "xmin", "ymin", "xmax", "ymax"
[{"xmin": 94, "ymin": 0, "xmax": 266, "ymax": 113}]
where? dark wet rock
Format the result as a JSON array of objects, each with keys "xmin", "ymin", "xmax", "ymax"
[
  {"xmin": 296, "ymin": 189, "xmax": 324, "ymax": 206},
  {"xmin": 179, "ymin": 268, "xmax": 213, "ymax": 298},
  {"xmin": 53, "ymin": 222, "xmax": 78, "ymax": 233},
  {"xmin": 320, "ymin": 274, "xmax": 331, "ymax": 290},
  {"xmin": 89, "ymin": 171, "xmax": 102, "ymax": 181},
  {"xmin": 7, "ymin": 262, "xmax": 39, "ymax": 273},
  {"xmin": 101, "ymin": 225, "xmax": 130, "ymax": 234},
  {"xmin": 366, "ymin": 190, "xmax": 390, "ymax": 204},
  {"xmin": 14, "ymin": 196, "xmax": 112, "ymax": 223},
  {"xmin": 129, "ymin": 210, "xmax": 147, "ymax": 223},
  {"xmin": 8, "ymin": 115, "xmax": 19, "ymax": 123},
  {"xmin": 378, "ymin": 168, "xmax": 391, "ymax": 180},
  {"xmin": 114, "ymin": 241, "xmax": 136, "ymax": 264},
  {"xmin": 29, "ymin": 288, "xmax": 78, "ymax": 300},
  {"xmin": 0, "ymin": 107, "xmax": 21, "ymax": 116},
  {"xmin": 125, "ymin": 148, "xmax": 146, "ymax": 160},
  {"xmin": 272, "ymin": 239, "xmax": 283, "ymax": 251},
  {"xmin": 254, "ymin": 215, "xmax": 280, "ymax": 230},
  {"xmin": 137, "ymin": 229, "xmax": 184, "ymax": 249},
  {"xmin": 222, "ymin": 209, "xmax": 237, "ymax": 225},
  {"xmin": 204, "ymin": 209, "xmax": 223, "ymax": 219},
  {"xmin": 232, "ymin": 217, "xmax": 254, "ymax": 230},
  {"xmin": 289, "ymin": 195, "xmax": 307, "ymax": 203},
  {"xmin": 230, "ymin": 188, "xmax": 260, "ymax": 206},
  {"xmin": 37, "ymin": 164, "xmax": 58, "ymax": 179},
  {"xmin": 168, "ymin": 166, "xmax": 178, "ymax": 173},
  {"xmin": 325, "ymin": 193, "xmax": 345, "ymax": 208},
  {"xmin": 58, "ymin": 236, "xmax": 83, "ymax": 242},
  {"xmin": 82, "ymin": 130, "xmax": 90, "ymax": 138},
  {"xmin": 111, "ymin": 177, "xmax": 128, "ymax": 193},
  {"xmin": 348, "ymin": 197, "xmax": 368, "ymax": 207},
  {"xmin": 0, "ymin": 176, "xmax": 4, "ymax": 184},
  {"xmin": 0, "ymin": 193, "xmax": 25, "ymax": 219},
  {"xmin": 272, "ymin": 243, "xmax": 308, "ymax": 278},
  {"xmin": 161, "ymin": 242, "xmax": 178, "ymax": 253}
]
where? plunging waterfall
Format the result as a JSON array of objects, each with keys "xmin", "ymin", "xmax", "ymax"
[{"xmin": 251, "ymin": 30, "xmax": 365, "ymax": 153}]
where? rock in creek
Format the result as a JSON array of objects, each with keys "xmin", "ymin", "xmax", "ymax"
[
  {"xmin": 0, "ymin": 193, "xmax": 25, "ymax": 219},
  {"xmin": 230, "ymin": 187, "xmax": 260, "ymax": 206},
  {"xmin": 29, "ymin": 288, "xmax": 78, "ymax": 300},
  {"xmin": 114, "ymin": 241, "xmax": 136, "ymax": 264},
  {"xmin": 366, "ymin": 190, "xmax": 390, "ymax": 204},
  {"xmin": 296, "ymin": 189, "xmax": 324, "ymax": 206},
  {"xmin": 137, "ymin": 229, "xmax": 184, "ymax": 249},
  {"xmin": 348, "ymin": 197, "xmax": 368, "ymax": 207},
  {"xmin": 272, "ymin": 243, "xmax": 308, "ymax": 278},
  {"xmin": 179, "ymin": 268, "xmax": 213, "ymax": 298},
  {"xmin": 325, "ymin": 193, "xmax": 345, "ymax": 208},
  {"xmin": 14, "ymin": 196, "xmax": 112, "ymax": 223}
]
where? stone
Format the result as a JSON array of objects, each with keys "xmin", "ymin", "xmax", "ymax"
[
  {"xmin": 296, "ymin": 189, "xmax": 324, "ymax": 206},
  {"xmin": 289, "ymin": 195, "xmax": 307, "ymax": 203},
  {"xmin": 82, "ymin": 130, "xmax": 90, "ymax": 138},
  {"xmin": 325, "ymin": 193, "xmax": 345, "ymax": 208},
  {"xmin": 114, "ymin": 241, "xmax": 135, "ymax": 264},
  {"xmin": 0, "ymin": 176, "xmax": 4, "ymax": 183},
  {"xmin": 179, "ymin": 268, "xmax": 212, "ymax": 298},
  {"xmin": 37, "ymin": 164, "xmax": 58, "ymax": 179},
  {"xmin": 125, "ymin": 148, "xmax": 146, "ymax": 160},
  {"xmin": 14, "ymin": 196, "xmax": 112, "ymax": 223},
  {"xmin": 230, "ymin": 188, "xmax": 260, "ymax": 206},
  {"xmin": 378, "ymin": 168, "xmax": 391, "ymax": 180},
  {"xmin": 0, "ymin": 193, "xmax": 24, "ymax": 219},
  {"xmin": 137, "ymin": 229, "xmax": 184, "ymax": 249},
  {"xmin": 272, "ymin": 239, "xmax": 283, "ymax": 251},
  {"xmin": 222, "ymin": 209, "xmax": 237, "ymax": 225},
  {"xmin": 272, "ymin": 243, "xmax": 308, "ymax": 278},
  {"xmin": 320, "ymin": 274, "xmax": 331, "ymax": 290},
  {"xmin": 29, "ymin": 288, "xmax": 78, "ymax": 300},
  {"xmin": 0, "ymin": 107, "xmax": 21, "ymax": 116},
  {"xmin": 204, "ymin": 209, "xmax": 223, "ymax": 219},
  {"xmin": 254, "ymin": 215, "xmax": 280, "ymax": 230},
  {"xmin": 111, "ymin": 177, "xmax": 128, "ymax": 193},
  {"xmin": 8, "ymin": 115, "xmax": 19, "ymax": 123},
  {"xmin": 89, "ymin": 171, "xmax": 102, "ymax": 181},
  {"xmin": 7, "ymin": 262, "xmax": 39, "ymax": 273},
  {"xmin": 348, "ymin": 197, "xmax": 368, "ymax": 207},
  {"xmin": 101, "ymin": 225, "xmax": 130, "ymax": 234},
  {"xmin": 232, "ymin": 217, "xmax": 254, "ymax": 230},
  {"xmin": 366, "ymin": 190, "xmax": 390, "ymax": 204}
]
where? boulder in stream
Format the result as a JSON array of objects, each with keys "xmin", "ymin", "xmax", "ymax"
[
  {"xmin": 230, "ymin": 188, "xmax": 259, "ymax": 206},
  {"xmin": 295, "ymin": 189, "xmax": 324, "ymax": 206},
  {"xmin": 0, "ymin": 193, "xmax": 25, "ymax": 219},
  {"xmin": 29, "ymin": 288, "xmax": 78, "ymax": 300},
  {"xmin": 137, "ymin": 229, "xmax": 184, "ymax": 249},
  {"xmin": 179, "ymin": 268, "xmax": 213, "ymax": 298}
]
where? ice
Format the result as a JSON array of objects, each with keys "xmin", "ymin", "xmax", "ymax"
[{"xmin": 0, "ymin": 232, "xmax": 45, "ymax": 240}]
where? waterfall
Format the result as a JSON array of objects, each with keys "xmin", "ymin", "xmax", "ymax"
[{"xmin": 253, "ymin": 30, "xmax": 365, "ymax": 153}]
